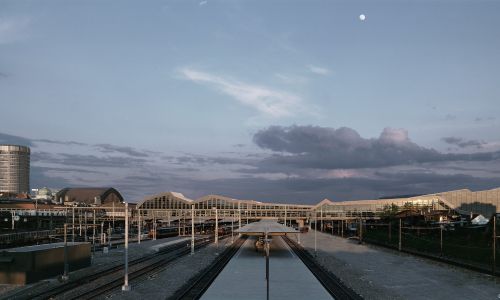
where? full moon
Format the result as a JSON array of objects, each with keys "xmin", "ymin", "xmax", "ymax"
[{"xmin": 359, "ymin": 14, "xmax": 366, "ymax": 21}]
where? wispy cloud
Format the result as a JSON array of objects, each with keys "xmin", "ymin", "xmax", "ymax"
[
  {"xmin": 0, "ymin": 16, "xmax": 31, "ymax": 44},
  {"xmin": 199, "ymin": 0, "xmax": 208, "ymax": 6},
  {"xmin": 442, "ymin": 136, "xmax": 486, "ymax": 149},
  {"xmin": 307, "ymin": 64, "xmax": 330, "ymax": 75},
  {"xmin": 178, "ymin": 67, "xmax": 303, "ymax": 117},
  {"xmin": 274, "ymin": 73, "xmax": 307, "ymax": 85}
]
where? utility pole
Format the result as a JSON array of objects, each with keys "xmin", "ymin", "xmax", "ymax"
[
  {"xmin": 79, "ymin": 208, "xmax": 82, "ymax": 237},
  {"xmin": 84, "ymin": 211, "xmax": 88, "ymax": 242},
  {"xmin": 191, "ymin": 205, "xmax": 195, "ymax": 255},
  {"xmin": 284, "ymin": 206, "xmax": 287, "ymax": 227},
  {"xmin": 178, "ymin": 211, "xmax": 181, "ymax": 237},
  {"xmin": 153, "ymin": 210, "xmax": 157, "ymax": 241},
  {"xmin": 122, "ymin": 203, "xmax": 130, "ymax": 291},
  {"xmin": 341, "ymin": 219, "xmax": 344, "ymax": 237},
  {"xmin": 137, "ymin": 209, "xmax": 141, "ymax": 244},
  {"xmin": 399, "ymin": 218, "xmax": 402, "ymax": 252},
  {"xmin": 238, "ymin": 202, "xmax": 241, "ymax": 237},
  {"xmin": 440, "ymin": 225, "xmax": 443, "ymax": 256},
  {"xmin": 72, "ymin": 207, "xmax": 75, "ymax": 243},
  {"xmin": 358, "ymin": 218, "xmax": 363, "ymax": 244},
  {"xmin": 101, "ymin": 222, "xmax": 104, "ymax": 247},
  {"xmin": 265, "ymin": 230, "xmax": 270, "ymax": 300},
  {"xmin": 92, "ymin": 208, "xmax": 96, "ymax": 260},
  {"xmin": 320, "ymin": 206, "xmax": 323, "ymax": 232},
  {"xmin": 214, "ymin": 207, "xmax": 219, "ymax": 247},
  {"xmin": 493, "ymin": 214, "xmax": 496, "ymax": 275},
  {"xmin": 62, "ymin": 224, "xmax": 69, "ymax": 281},
  {"xmin": 112, "ymin": 201, "xmax": 115, "ymax": 231},
  {"xmin": 314, "ymin": 210, "xmax": 317, "ymax": 256}
]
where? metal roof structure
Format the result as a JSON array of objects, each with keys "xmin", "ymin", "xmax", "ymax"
[{"xmin": 236, "ymin": 219, "xmax": 298, "ymax": 236}]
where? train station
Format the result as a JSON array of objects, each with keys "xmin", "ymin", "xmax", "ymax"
[{"xmin": 0, "ymin": 186, "xmax": 499, "ymax": 299}]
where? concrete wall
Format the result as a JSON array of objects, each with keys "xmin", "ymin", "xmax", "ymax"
[{"xmin": 0, "ymin": 242, "xmax": 91, "ymax": 284}]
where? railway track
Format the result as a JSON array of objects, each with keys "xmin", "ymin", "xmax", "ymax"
[
  {"xmin": 169, "ymin": 236, "xmax": 248, "ymax": 300},
  {"xmin": 282, "ymin": 236, "xmax": 363, "ymax": 300},
  {"xmin": 17, "ymin": 237, "xmax": 215, "ymax": 300}
]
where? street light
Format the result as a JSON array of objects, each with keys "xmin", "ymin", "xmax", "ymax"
[
  {"xmin": 62, "ymin": 223, "xmax": 69, "ymax": 281},
  {"xmin": 314, "ymin": 210, "xmax": 317, "ymax": 256},
  {"xmin": 212, "ymin": 207, "xmax": 218, "ymax": 246},
  {"xmin": 122, "ymin": 202, "xmax": 130, "ymax": 291},
  {"xmin": 264, "ymin": 230, "xmax": 270, "ymax": 300},
  {"xmin": 191, "ymin": 205, "xmax": 195, "ymax": 255}
]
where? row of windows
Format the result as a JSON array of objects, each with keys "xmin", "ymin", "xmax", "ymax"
[{"xmin": 138, "ymin": 195, "xmax": 312, "ymax": 212}]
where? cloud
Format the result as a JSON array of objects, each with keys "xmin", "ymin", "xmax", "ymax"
[
  {"xmin": 307, "ymin": 65, "xmax": 330, "ymax": 75},
  {"xmin": 4, "ymin": 130, "xmax": 500, "ymax": 203},
  {"xmin": 178, "ymin": 67, "xmax": 303, "ymax": 117},
  {"xmin": 475, "ymin": 116, "xmax": 496, "ymax": 122},
  {"xmin": 35, "ymin": 139, "xmax": 87, "ymax": 146},
  {"xmin": 252, "ymin": 125, "xmax": 500, "ymax": 171},
  {"xmin": 441, "ymin": 136, "xmax": 486, "ymax": 149},
  {"xmin": 95, "ymin": 144, "xmax": 149, "ymax": 157},
  {"xmin": 199, "ymin": 0, "xmax": 208, "ymax": 6},
  {"xmin": 274, "ymin": 73, "xmax": 308, "ymax": 85},
  {"xmin": 445, "ymin": 114, "xmax": 456, "ymax": 121},
  {"xmin": 0, "ymin": 132, "xmax": 34, "ymax": 146},
  {"xmin": 0, "ymin": 16, "xmax": 31, "ymax": 44}
]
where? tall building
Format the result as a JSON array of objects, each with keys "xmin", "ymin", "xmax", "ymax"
[{"xmin": 0, "ymin": 145, "xmax": 30, "ymax": 194}]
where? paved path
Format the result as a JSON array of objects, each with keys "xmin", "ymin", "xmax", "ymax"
[
  {"xmin": 301, "ymin": 230, "xmax": 500, "ymax": 300},
  {"xmin": 202, "ymin": 236, "xmax": 332, "ymax": 300}
]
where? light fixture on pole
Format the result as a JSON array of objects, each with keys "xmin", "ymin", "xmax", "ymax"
[{"xmin": 122, "ymin": 202, "xmax": 130, "ymax": 291}]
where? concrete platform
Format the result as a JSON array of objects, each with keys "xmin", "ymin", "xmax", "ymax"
[
  {"xmin": 301, "ymin": 230, "xmax": 500, "ymax": 300},
  {"xmin": 201, "ymin": 236, "xmax": 332, "ymax": 300}
]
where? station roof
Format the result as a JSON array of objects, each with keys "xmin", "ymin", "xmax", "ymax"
[{"xmin": 236, "ymin": 219, "xmax": 298, "ymax": 236}]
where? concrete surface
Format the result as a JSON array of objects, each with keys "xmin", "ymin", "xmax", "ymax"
[
  {"xmin": 107, "ymin": 237, "xmax": 233, "ymax": 299},
  {"xmin": 301, "ymin": 230, "xmax": 500, "ymax": 300},
  {"xmin": 202, "ymin": 236, "xmax": 332, "ymax": 300},
  {"xmin": 0, "ymin": 236, "xmax": 187, "ymax": 298}
]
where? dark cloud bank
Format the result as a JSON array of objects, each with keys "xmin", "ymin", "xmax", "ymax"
[
  {"xmin": 252, "ymin": 125, "xmax": 499, "ymax": 171},
  {"xmin": 1, "ymin": 126, "xmax": 500, "ymax": 203}
]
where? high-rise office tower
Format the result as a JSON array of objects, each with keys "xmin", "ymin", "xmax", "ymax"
[{"xmin": 0, "ymin": 145, "xmax": 30, "ymax": 194}]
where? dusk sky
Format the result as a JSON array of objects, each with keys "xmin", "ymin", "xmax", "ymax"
[{"xmin": 1, "ymin": 0, "xmax": 499, "ymax": 203}]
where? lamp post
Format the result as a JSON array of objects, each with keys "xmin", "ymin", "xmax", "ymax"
[
  {"xmin": 84, "ymin": 211, "xmax": 88, "ymax": 242},
  {"xmin": 72, "ymin": 207, "xmax": 75, "ymax": 243},
  {"xmin": 62, "ymin": 223, "xmax": 69, "ymax": 281},
  {"xmin": 138, "ymin": 209, "xmax": 141, "ymax": 244},
  {"xmin": 213, "ymin": 207, "xmax": 218, "ymax": 247},
  {"xmin": 314, "ymin": 210, "xmax": 317, "ymax": 256},
  {"xmin": 284, "ymin": 206, "xmax": 287, "ymax": 227},
  {"xmin": 122, "ymin": 203, "xmax": 130, "ymax": 291},
  {"xmin": 265, "ymin": 230, "xmax": 270, "ymax": 300},
  {"xmin": 191, "ymin": 205, "xmax": 195, "ymax": 255},
  {"xmin": 238, "ymin": 202, "xmax": 241, "ymax": 237},
  {"xmin": 92, "ymin": 208, "xmax": 96, "ymax": 260}
]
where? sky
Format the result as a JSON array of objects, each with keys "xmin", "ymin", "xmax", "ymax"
[{"xmin": 1, "ymin": 0, "xmax": 499, "ymax": 203}]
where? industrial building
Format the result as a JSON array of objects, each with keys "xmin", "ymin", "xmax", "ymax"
[
  {"xmin": 136, "ymin": 187, "xmax": 500, "ymax": 220},
  {"xmin": 0, "ymin": 145, "xmax": 30, "ymax": 195},
  {"xmin": 54, "ymin": 187, "xmax": 124, "ymax": 206}
]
